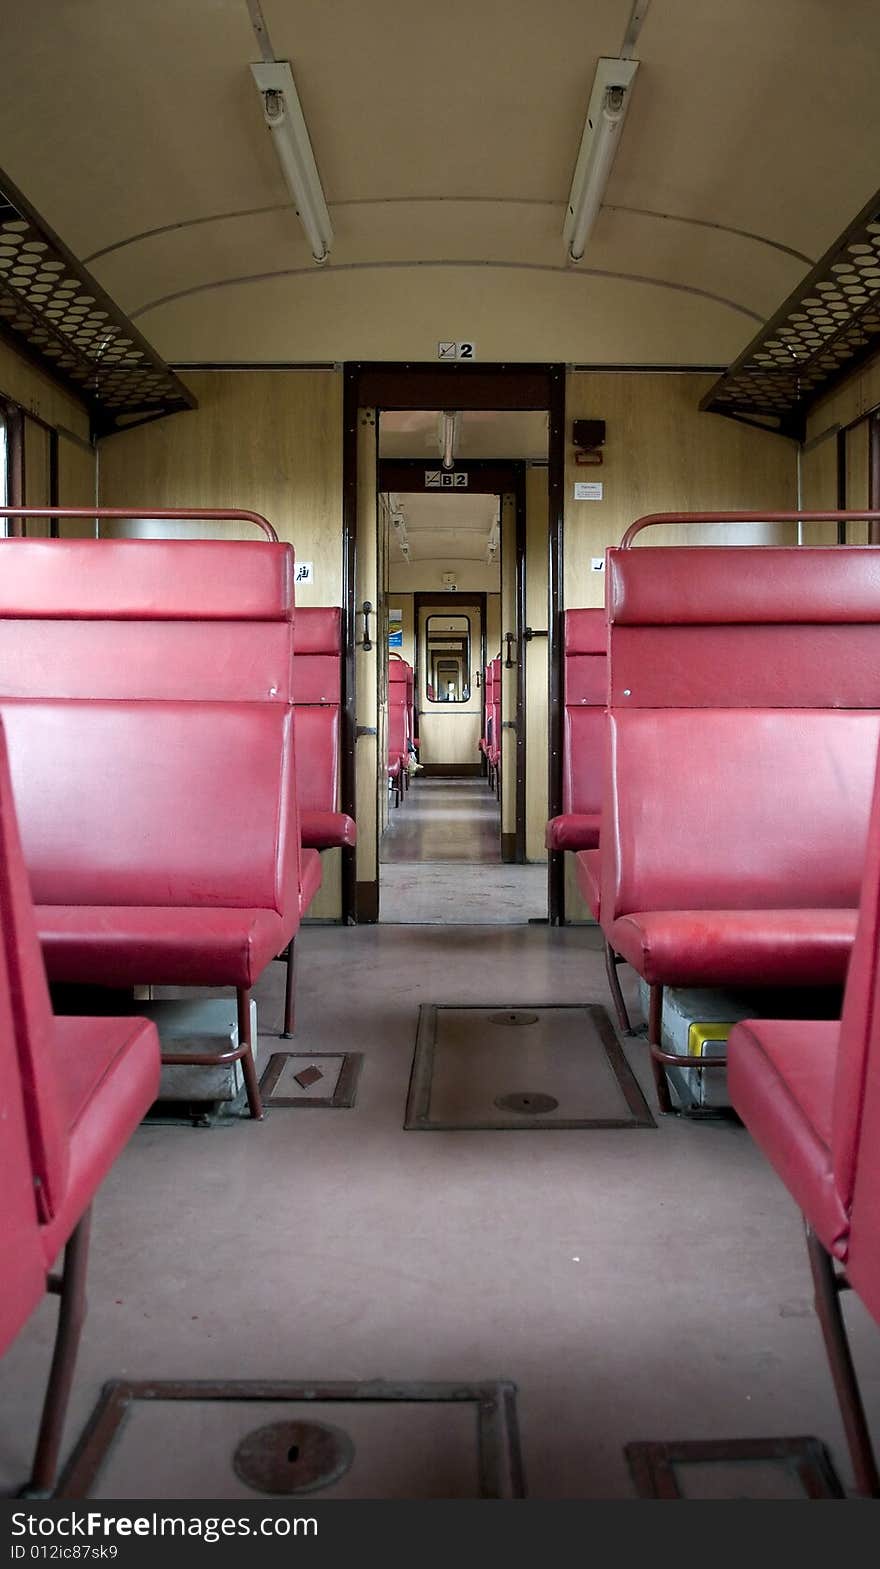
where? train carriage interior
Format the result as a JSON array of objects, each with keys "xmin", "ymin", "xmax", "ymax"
[{"xmin": 3, "ymin": 0, "xmax": 880, "ymax": 1516}]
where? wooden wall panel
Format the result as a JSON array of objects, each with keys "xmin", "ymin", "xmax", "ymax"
[
  {"xmin": 0, "ymin": 339, "xmax": 90, "ymax": 441},
  {"xmin": 58, "ymin": 433, "xmax": 97, "ymax": 536},
  {"xmin": 799, "ymin": 431, "xmax": 839, "ymax": 544},
  {"xmin": 97, "ymin": 370, "xmax": 343, "ymax": 604},
  {"xmin": 806, "ymin": 352, "xmax": 880, "ymax": 444},
  {"xmin": 486, "ymin": 593, "xmax": 501, "ymax": 661},
  {"xmin": 563, "ymin": 372, "xmax": 798, "ymax": 608}
]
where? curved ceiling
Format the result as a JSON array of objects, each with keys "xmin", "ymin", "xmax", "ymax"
[{"xmin": 1, "ymin": 0, "xmax": 879, "ymax": 367}]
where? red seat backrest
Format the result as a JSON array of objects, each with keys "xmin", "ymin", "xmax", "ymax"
[
  {"xmin": 602, "ymin": 708, "xmax": 880, "ymax": 919},
  {"xmin": 0, "ymin": 722, "xmax": 70, "ymax": 1224},
  {"xmin": 0, "ymin": 699, "xmax": 297, "ymax": 914},
  {"xmin": 562, "ymin": 609, "xmax": 607, "ymax": 817},
  {"xmin": 292, "ymin": 607, "xmax": 341, "ymax": 706},
  {"xmin": 295, "ymin": 706, "xmax": 339, "ymax": 814},
  {"xmin": 562, "ymin": 708, "xmax": 605, "ymax": 816},
  {"xmin": 388, "ymin": 662, "xmax": 410, "ymax": 759},
  {"xmin": 565, "ymin": 608, "xmax": 607, "ymax": 705},
  {"xmin": 291, "ymin": 607, "xmax": 344, "ymax": 814},
  {"xmin": 0, "ymin": 539, "xmax": 295, "ymax": 703},
  {"xmin": 606, "ymin": 547, "xmax": 880, "ymax": 709},
  {"xmin": 0, "ymin": 539, "xmax": 304, "ymax": 905}
]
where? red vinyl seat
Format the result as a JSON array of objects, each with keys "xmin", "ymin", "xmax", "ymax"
[
  {"xmin": 595, "ymin": 540, "xmax": 880, "ymax": 1107},
  {"xmin": 728, "ymin": 744, "xmax": 880, "ymax": 1496},
  {"xmin": 387, "ymin": 659, "xmax": 412, "ymax": 807},
  {"xmin": 545, "ymin": 611, "xmax": 606, "ymax": 857},
  {"xmin": 287, "ymin": 608, "xmax": 355, "ymax": 1034},
  {"xmin": 0, "ymin": 719, "xmax": 160, "ymax": 1494},
  {"xmin": 292, "ymin": 608, "xmax": 357, "ymax": 853},
  {"xmin": 0, "ymin": 537, "xmax": 313, "ymax": 1116}
]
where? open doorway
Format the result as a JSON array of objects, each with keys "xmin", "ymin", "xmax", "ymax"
[
  {"xmin": 375, "ymin": 407, "xmax": 548, "ymax": 923},
  {"xmin": 341, "ymin": 362, "xmax": 566, "ymax": 927}
]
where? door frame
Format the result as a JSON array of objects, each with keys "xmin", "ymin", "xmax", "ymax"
[{"xmin": 342, "ymin": 361, "xmax": 565, "ymax": 922}]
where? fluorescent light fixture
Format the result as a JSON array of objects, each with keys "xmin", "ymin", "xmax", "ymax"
[
  {"xmin": 564, "ymin": 57, "xmax": 638, "ymax": 263},
  {"xmin": 439, "ymin": 410, "xmax": 459, "ymax": 471},
  {"xmin": 251, "ymin": 60, "xmax": 333, "ymax": 265}
]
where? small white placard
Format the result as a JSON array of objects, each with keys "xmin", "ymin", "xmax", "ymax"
[
  {"xmin": 591, "ymin": 557, "xmax": 605, "ymax": 572},
  {"xmin": 574, "ymin": 481, "xmax": 604, "ymax": 501},
  {"xmin": 457, "ymin": 341, "xmax": 476, "ymax": 360},
  {"xmin": 294, "ymin": 561, "xmax": 314, "ymax": 585},
  {"xmin": 437, "ymin": 341, "xmax": 456, "ymax": 360}
]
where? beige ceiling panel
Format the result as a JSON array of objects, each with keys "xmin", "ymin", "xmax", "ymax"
[
  {"xmin": 610, "ymin": 0, "xmax": 880, "ymax": 260},
  {"xmin": 261, "ymin": 0, "xmax": 630, "ymax": 201},
  {"xmin": 137, "ymin": 265, "xmax": 755, "ymax": 364},
  {"xmin": 0, "ymin": 1, "xmax": 284, "ymax": 254}
]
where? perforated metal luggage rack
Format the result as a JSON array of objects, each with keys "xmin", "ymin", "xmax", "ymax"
[
  {"xmin": 0, "ymin": 164, "xmax": 195, "ymax": 438},
  {"xmin": 702, "ymin": 184, "xmax": 880, "ymax": 440}
]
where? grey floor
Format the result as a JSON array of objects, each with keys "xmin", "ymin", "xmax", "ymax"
[
  {"xmin": 379, "ymin": 776, "xmax": 547, "ymax": 924},
  {"xmin": 2, "ymin": 925, "xmax": 879, "ymax": 1499}
]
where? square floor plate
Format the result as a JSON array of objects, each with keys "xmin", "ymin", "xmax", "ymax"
[
  {"xmin": 625, "ymin": 1437, "xmax": 845, "ymax": 1499},
  {"xmin": 259, "ymin": 1052, "xmax": 362, "ymax": 1108},
  {"xmin": 56, "ymin": 1380, "xmax": 524, "ymax": 1500},
  {"xmin": 405, "ymin": 1004, "xmax": 654, "ymax": 1130}
]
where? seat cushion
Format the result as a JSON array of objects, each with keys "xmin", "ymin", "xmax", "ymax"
[
  {"xmin": 41, "ymin": 1014, "xmax": 161, "ymax": 1264},
  {"xmin": 545, "ymin": 813, "xmax": 600, "ymax": 853},
  {"xmin": 300, "ymin": 810, "xmax": 357, "ymax": 850},
  {"xmin": 575, "ymin": 849, "xmax": 602, "ymax": 921},
  {"xmin": 387, "ymin": 758, "xmax": 401, "ymax": 779},
  {"xmin": 728, "ymin": 1018, "xmax": 848, "ymax": 1258},
  {"xmin": 299, "ymin": 849, "xmax": 323, "ymax": 917},
  {"xmin": 36, "ymin": 905, "xmax": 298, "ymax": 990},
  {"xmin": 607, "ymin": 909, "xmax": 857, "ymax": 987}
]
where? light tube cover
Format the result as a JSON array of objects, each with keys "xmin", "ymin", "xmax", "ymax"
[
  {"xmin": 251, "ymin": 60, "xmax": 333, "ymax": 264},
  {"xmin": 564, "ymin": 57, "xmax": 638, "ymax": 263}
]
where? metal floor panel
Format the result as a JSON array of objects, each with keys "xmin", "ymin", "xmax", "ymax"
[
  {"xmin": 405, "ymin": 1004, "xmax": 655, "ymax": 1130},
  {"xmin": 56, "ymin": 1380, "xmax": 524, "ymax": 1500}
]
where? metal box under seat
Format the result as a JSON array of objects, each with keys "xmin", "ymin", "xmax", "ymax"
[
  {"xmin": 138, "ymin": 996, "xmax": 260, "ymax": 1104},
  {"xmin": 636, "ymin": 980, "xmax": 843, "ymax": 1111}
]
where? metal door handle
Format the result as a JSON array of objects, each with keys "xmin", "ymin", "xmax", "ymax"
[{"xmin": 359, "ymin": 601, "xmax": 373, "ymax": 651}]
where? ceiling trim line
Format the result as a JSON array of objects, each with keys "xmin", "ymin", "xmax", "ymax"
[
  {"xmin": 84, "ymin": 198, "xmax": 808, "ymax": 268},
  {"xmin": 130, "ymin": 259, "xmax": 763, "ymax": 326}
]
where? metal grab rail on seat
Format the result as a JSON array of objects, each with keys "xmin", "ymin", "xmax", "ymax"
[
  {"xmin": 0, "ymin": 507, "xmax": 279, "ymax": 542},
  {"xmin": 620, "ymin": 510, "xmax": 880, "ymax": 548}
]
